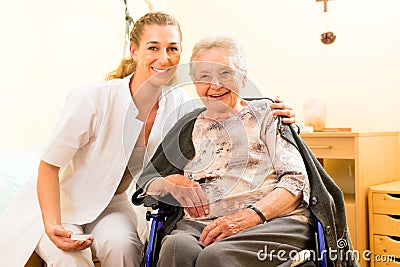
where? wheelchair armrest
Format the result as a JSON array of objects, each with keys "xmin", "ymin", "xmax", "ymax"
[{"xmin": 143, "ymin": 196, "xmax": 161, "ymax": 210}]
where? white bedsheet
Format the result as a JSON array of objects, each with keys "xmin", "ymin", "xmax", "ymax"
[{"xmin": 0, "ymin": 150, "xmax": 40, "ymax": 214}]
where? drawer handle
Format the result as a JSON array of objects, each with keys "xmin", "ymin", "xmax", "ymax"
[
  {"xmin": 308, "ymin": 145, "xmax": 333, "ymax": 149},
  {"xmin": 388, "ymin": 236, "xmax": 400, "ymax": 242},
  {"xmin": 388, "ymin": 214, "xmax": 400, "ymax": 220}
]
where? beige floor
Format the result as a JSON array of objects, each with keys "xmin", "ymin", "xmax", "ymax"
[{"xmin": 25, "ymin": 252, "xmax": 101, "ymax": 267}]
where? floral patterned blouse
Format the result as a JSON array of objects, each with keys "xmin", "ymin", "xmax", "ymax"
[{"xmin": 183, "ymin": 99, "xmax": 310, "ymax": 223}]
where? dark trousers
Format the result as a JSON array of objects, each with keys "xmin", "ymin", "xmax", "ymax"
[{"xmin": 157, "ymin": 217, "xmax": 314, "ymax": 267}]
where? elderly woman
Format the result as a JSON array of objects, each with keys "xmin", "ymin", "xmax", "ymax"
[{"xmin": 132, "ymin": 36, "xmax": 313, "ymax": 267}]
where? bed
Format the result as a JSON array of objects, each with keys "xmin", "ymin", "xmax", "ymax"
[
  {"xmin": 0, "ymin": 150, "xmax": 40, "ymax": 216},
  {"xmin": 0, "ymin": 150, "xmax": 42, "ymax": 266}
]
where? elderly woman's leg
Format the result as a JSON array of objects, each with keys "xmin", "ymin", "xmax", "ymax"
[
  {"xmin": 195, "ymin": 217, "xmax": 314, "ymax": 267},
  {"xmin": 158, "ymin": 220, "xmax": 206, "ymax": 267}
]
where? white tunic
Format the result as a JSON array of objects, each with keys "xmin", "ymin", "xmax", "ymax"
[{"xmin": 0, "ymin": 74, "xmax": 196, "ymax": 266}]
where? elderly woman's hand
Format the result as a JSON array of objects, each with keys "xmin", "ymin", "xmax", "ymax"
[
  {"xmin": 163, "ymin": 174, "xmax": 210, "ymax": 218},
  {"xmin": 270, "ymin": 96, "xmax": 296, "ymax": 124},
  {"xmin": 199, "ymin": 208, "xmax": 261, "ymax": 246}
]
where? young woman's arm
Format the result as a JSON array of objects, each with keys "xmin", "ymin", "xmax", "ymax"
[{"xmin": 37, "ymin": 160, "xmax": 93, "ymax": 251}]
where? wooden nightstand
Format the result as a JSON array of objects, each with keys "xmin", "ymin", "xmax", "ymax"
[
  {"xmin": 300, "ymin": 131, "xmax": 400, "ymax": 266},
  {"xmin": 368, "ymin": 180, "xmax": 400, "ymax": 267}
]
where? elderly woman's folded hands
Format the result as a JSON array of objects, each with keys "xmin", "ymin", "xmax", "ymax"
[{"xmin": 199, "ymin": 209, "xmax": 260, "ymax": 246}]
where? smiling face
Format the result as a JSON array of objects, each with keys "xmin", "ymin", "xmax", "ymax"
[
  {"xmin": 192, "ymin": 47, "xmax": 246, "ymax": 116},
  {"xmin": 131, "ymin": 24, "xmax": 182, "ymax": 87}
]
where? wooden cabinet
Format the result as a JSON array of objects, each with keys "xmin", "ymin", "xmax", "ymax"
[
  {"xmin": 368, "ymin": 180, "xmax": 400, "ymax": 267},
  {"xmin": 300, "ymin": 132, "xmax": 400, "ymax": 266}
]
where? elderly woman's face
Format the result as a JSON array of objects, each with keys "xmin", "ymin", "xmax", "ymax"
[{"xmin": 192, "ymin": 48, "xmax": 244, "ymax": 113}]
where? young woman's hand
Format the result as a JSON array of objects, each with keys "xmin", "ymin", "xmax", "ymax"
[
  {"xmin": 270, "ymin": 96, "xmax": 296, "ymax": 124},
  {"xmin": 46, "ymin": 224, "xmax": 93, "ymax": 252}
]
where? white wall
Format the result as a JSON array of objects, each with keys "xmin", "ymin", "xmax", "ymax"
[
  {"xmin": 0, "ymin": 0, "xmax": 151, "ymax": 150},
  {"xmin": 164, "ymin": 0, "xmax": 400, "ymax": 131},
  {"xmin": 1, "ymin": 0, "xmax": 399, "ymax": 149}
]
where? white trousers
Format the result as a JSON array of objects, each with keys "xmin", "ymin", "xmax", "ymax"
[{"xmin": 35, "ymin": 193, "xmax": 144, "ymax": 267}]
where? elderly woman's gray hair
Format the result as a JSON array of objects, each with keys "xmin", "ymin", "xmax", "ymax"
[{"xmin": 189, "ymin": 35, "xmax": 248, "ymax": 77}]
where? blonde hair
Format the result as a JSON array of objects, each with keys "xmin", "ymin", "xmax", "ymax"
[
  {"xmin": 105, "ymin": 12, "xmax": 182, "ymax": 80},
  {"xmin": 189, "ymin": 35, "xmax": 248, "ymax": 77}
]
